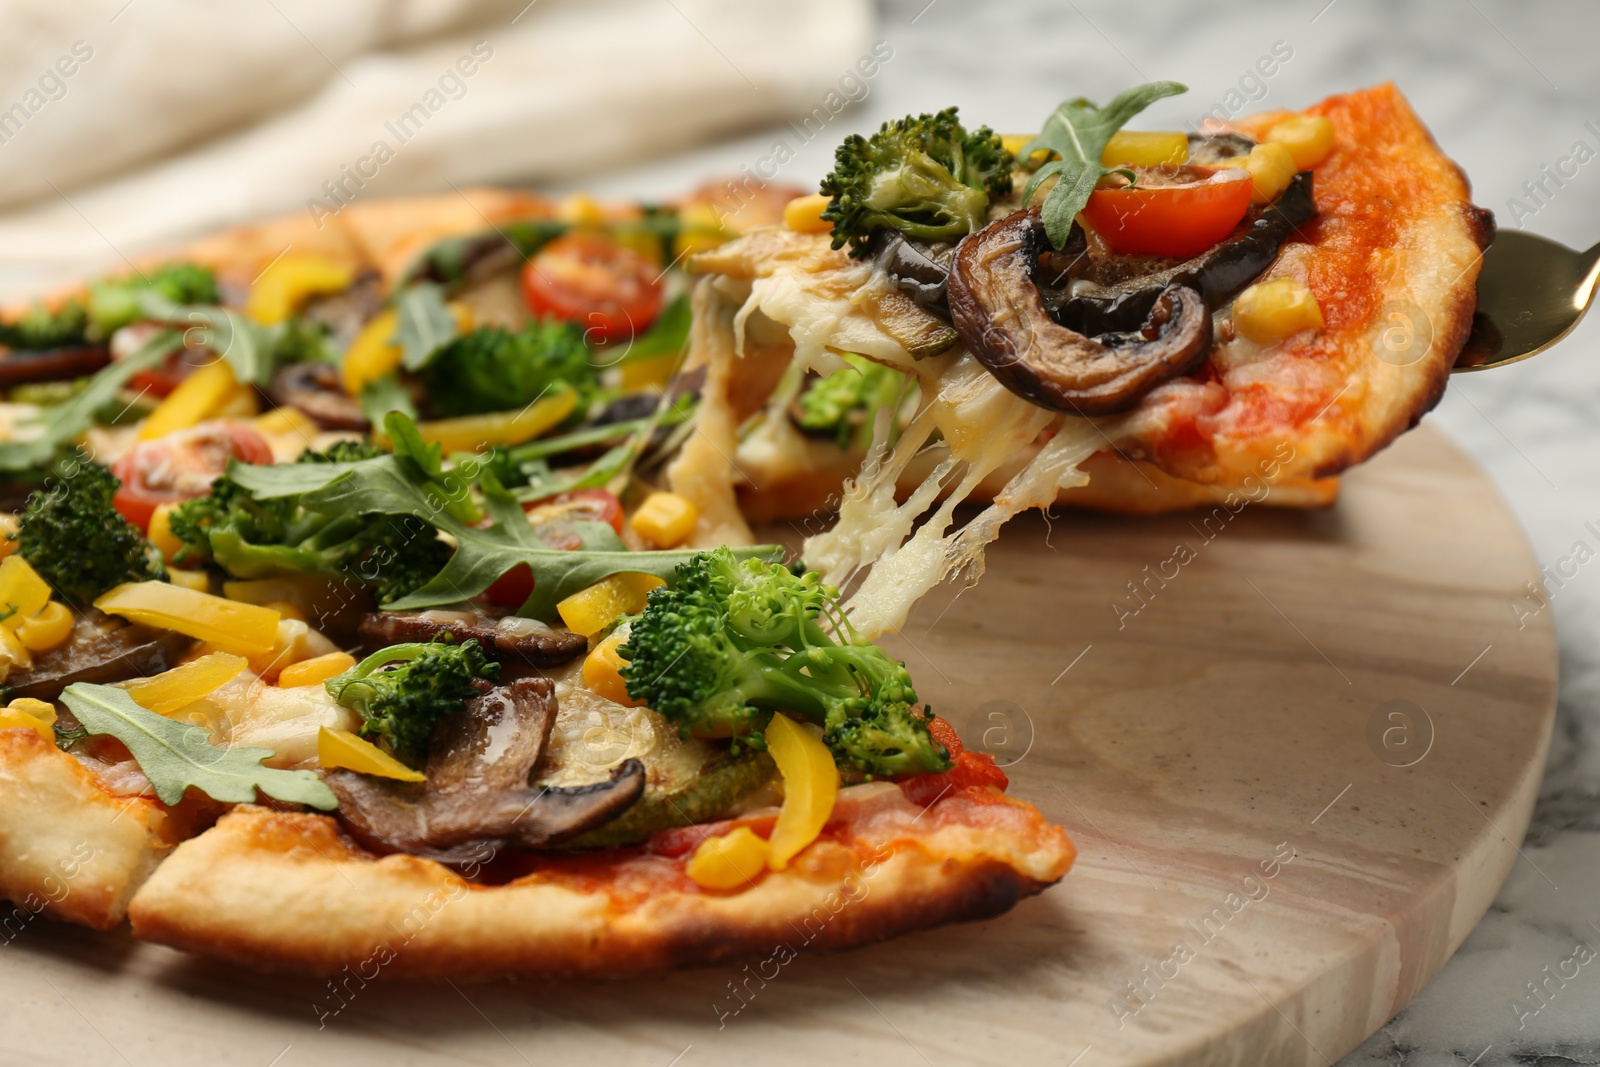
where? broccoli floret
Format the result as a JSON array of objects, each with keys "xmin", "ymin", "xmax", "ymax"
[
  {"xmin": 795, "ymin": 354, "xmax": 905, "ymax": 450},
  {"xmin": 271, "ymin": 317, "xmax": 341, "ymax": 365},
  {"xmin": 168, "ymin": 443, "xmax": 449, "ymax": 601},
  {"xmin": 0, "ymin": 299, "xmax": 89, "ymax": 351},
  {"xmin": 422, "ymin": 321, "xmax": 598, "ymax": 419},
  {"xmin": 820, "ymin": 107, "xmax": 1013, "ymax": 257},
  {"xmin": 16, "ymin": 456, "xmax": 166, "ymax": 606},
  {"xmin": 618, "ymin": 548, "xmax": 949, "ymax": 777},
  {"xmin": 324, "ymin": 636, "xmax": 499, "ymax": 765},
  {"xmin": 87, "ymin": 263, "xmax": 219, "ymax": 338}
]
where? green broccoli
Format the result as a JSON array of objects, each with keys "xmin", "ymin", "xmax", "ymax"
[
  {"xmin": 87, "ymin": 263, "xmax": 219, "ymax": 339},
  {"xmin": 820, "ymin": 107, "xmax": 1013, "ymax": 257},
  {"xmin": 168, "ymin": 442, "xmax": 450, "ymax": 603},
  {"xmin": 15, "ymin": 455, "xmax": 166, "ymax": 607},
  {"xmin": 324, "ymin": 636, "xmax": 499, "ymax": 765},
  {"xmin": 795, "ymin": 354, "xmax": 905, "ymax": 450},
  {"xmin": 618, "ymin": 548, "xmax": 950, "ymax": 777},
  {"xmin": 422, "ymin": 320, "xmax": 599, "ymax": 419},
  {"xmin": 0, "ymin": 300, "xmax": 89, "ymax": 351}
]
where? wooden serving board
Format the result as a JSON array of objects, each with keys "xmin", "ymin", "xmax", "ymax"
[{"xmin": 8, "ymin": 423, "xmax": 1556, "ymax": 1066}]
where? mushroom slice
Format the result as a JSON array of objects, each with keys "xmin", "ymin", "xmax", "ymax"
[
  {"xmin": 358, "ymin": 611, "xmax": 588, "ymax": 670},
  {"xmin": 268, "ymin": 362, "xmax": 369, "ymax": 431},
  {"xmin": 0, "ymin": 345, "xmax": 111, "ymax": 388},
  {"xmin": 326, "ymin": 677, "xmax": 645, "ymax": 863},
  {"xmin": 948, "ymin": 207, "xmax": 1213, "ymax": 415}
]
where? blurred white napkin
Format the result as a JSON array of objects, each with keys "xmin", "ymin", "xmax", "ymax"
[{"xmin": 0, "ymin": 0, "xmax": 872, "ymax": 296}]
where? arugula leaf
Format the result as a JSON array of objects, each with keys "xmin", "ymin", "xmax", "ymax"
[
  {"xmin": 395, "ymin": 283, "xmax": 458, "ymax": 371},
  {"xmin": 132, "ymin": 291, "xmax": 276, "ymax": 385},
  {"xmin": 61, "ymin": 682, "xmax": 338, "ymax": 809},
  {"xmin": 0, "ymin": 329, "xmax": 183, "ymax": 471},
  {"xmin": 1021, "ymin": 81, "xmax": 1188, "ymax": 248},
  {"xmin": 359, "ymin": 373, "xmax": 417, "ymax": 424},
  {"xmin": 613, "ymin": 294, "xmax": 690, "ymax": 365}
]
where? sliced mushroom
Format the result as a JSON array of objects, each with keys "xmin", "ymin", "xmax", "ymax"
[
  {"xmin": 7, "ymin": 615, "xmax": 190, "ymax": 702},
  {"xmin": 358, "ymin": 611, "xmax": 587, "ymax": 670},
  {"xmin": 0, "ymin": 345, "xmax": 111, "ymax": 389},
  {"xmin": 300, "ymin": 270, "xmax": 384, "ymax": 349},
  {"xmin": 326, "ymin": 677, "xmax": 644, "ymax": 862},
  {"xmin": 268, "ymin": 362, "xmax": 369, "ymax": 431},
  {"xmin": 949, "ymin": 207, "xmax": 1213, "ymax": 415}
]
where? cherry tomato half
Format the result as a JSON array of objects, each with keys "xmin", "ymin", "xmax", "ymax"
[
  {"xmin": 482, "ymin": 489, "xmax": 627, "ymax": 608},
  {"xmin": 1081, "ymin": 173, "xmax": 1254, "ymax": 259},
  {"xmin": 520, "ymin": 233, "xmax": 663, "ymax": 345},
  {"xmin": 111, "ymin": 421, "xmax": 273, "ymax": 531}
]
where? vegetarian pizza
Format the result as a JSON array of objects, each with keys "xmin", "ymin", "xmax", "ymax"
[{"xmin": 0, "ymin": 81, "xmax": 1483, "ymax": 978}]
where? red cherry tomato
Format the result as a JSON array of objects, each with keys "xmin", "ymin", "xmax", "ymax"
[
  {"xmin": 482, "ymin": 489, "xmax": 627, "ymax": 608},
  {"xmin": 111, "ymin": 421, "xmax": 273, "ymax": 531},
  {"xmin": 520, "ymin": 233, "xmax": 663, "ymax": 344},
  {"xmin": 1081, "ymin": 173, "xmax": 1254, "ymax": 259},
  {"xmin": 897, "ymin": 717, "xmax": 1008, "ymax": 807}
]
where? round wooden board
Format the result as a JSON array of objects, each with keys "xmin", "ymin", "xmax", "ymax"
[{"xmin": 11, "ymin": 423, "xmax": 1557, "ymax": 1067}]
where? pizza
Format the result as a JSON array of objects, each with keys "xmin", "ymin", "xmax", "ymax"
[{"xmin": 0, "ymin": 80, "xmax": 1482, "ymax": 979}]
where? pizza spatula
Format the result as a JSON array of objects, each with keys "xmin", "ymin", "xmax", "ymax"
[{"xmin": 1454, "ymin": 230, "xmax": 1600, "ymax": 370}]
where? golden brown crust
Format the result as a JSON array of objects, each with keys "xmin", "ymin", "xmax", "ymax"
[{"xmin": 129, "ymin": 789, "xmax": 1073, "ymax": 980}]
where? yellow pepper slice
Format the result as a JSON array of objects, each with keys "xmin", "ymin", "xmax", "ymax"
[
  {"xmin": 340, "ymin": 308, "xmax": 402, "ymax": 396},
  {"xmin": 1101, "ymin": 130, "xmax": 1189, "ymax": 168},
  {"xmin": 582, "ymin": 632, "xmax": 639, "ymax": 706},
  {"xmin": 0, "ymin": 513, "xmax": 20, "ymax": 560},
  {"xmin": 137, "ymin": 359, "xmax": 239, "ymax": 441},
  {"xmin": 0, "ymin": 555, "xmax": 54, "ymax": 630},
  {"xmin": 317, "ymin": 725, "xmax": 425, "ymax": 782},
  {"xmin": 557, "ymin": 573, "xmax": 665, "ymax": 638},
  {"xmin": 222, "ymin": 574, "xmax": 348, "ymax": 625},
  {"xmin": 252, "ymin": 405, "xmax": 319, "ymax": 439},
  {"xmin": 122, "ymin": 651, "xmax": 247, "ymax": 716},
  {"xmin": 396, "ymin": 386, "xmax": 578, "ymax": 454},
  {"xmin": 279, "ymin": 650, "xmax": 356, "ymax": 688},
  {"xmin": 0, "ymin": 626, "xmax": 34, "ymax": 680},
  {"xmin": 147, "ymin": 502, "xmax": 185, "ymax": 563},
  {"xmin": 764, "ymin": 712, "xmax": 839, "ymax": 871},
  {"xmin": 16, "ymin": 600, "xmax": 72, "ymax": 652},
  {"xmin": 686, "ymin": 826, "xmax": 771, "ymax": 890},
  {"xmin": 628, "ymin": 492, "xmax": 698, "ymax": 549},
  {"xmin": 94, "ymin": 581, "xmax": 280, "ymax": 655},
  {"xmin": 246, "ymin": 254, "xmax": 355, "ymax": 326},
  {"xmin": 0, "ymin": 704, "xmax": 54, "ymax": 741}
]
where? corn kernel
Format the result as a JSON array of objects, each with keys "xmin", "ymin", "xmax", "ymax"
[
  {"xmin": 1229, "ymin": 142, "xmax": 1299, "ymax": 204},
  {"xmin": 0, "ymin": 626, "xmax": 33, "ymax": 680},
  {"xmin": 687, "ymin": 826, "xmax": 771, "ymax": 890},
  {"xmin": 280, "ymin": 650, "xmax": 357, "ymax": 688},
  {"xmin": 246, "ymin": 254, "xmax": 355, "ymax": 326},
  {"xmin": 673, "ymin": 201, "xmax": 728, "ymax": 260},
  {"xmin": 1267, "ymin": 115, "xmax": 1335, "ymax": 171},
  {"xmin": 558, "ymin": 193, "xmax": 607, "ymax": 227},
  {"xmin": 147, "ymin": 502, "xmax": 184, "ymax": 563},
  {"xmin": 262, "ymin": 599, "xmax": 306, "ymax": 622},
  {"xmin": 1232, "ymin": 279, "xmax": 1325, "ymax": 344},
  {"xmin": 1101, "ymin": 130, "xmax": 1189, "ymax": 168},
  {"xmin": 0, "ymin": 514, "xmax": 18, "ymax": 560},
  {"xmin": 558, "ymin": 573, "xmax": 666, "ymax": 638},
  {"xmin": 166, "ymin": 569, "xmax": 212, "ymax": 593},
  {"xmin": 629, "ymin": 492, "xmax": 698, "ymax": 549},
  {"xmin": 783, "ymin": 194, "xmax": 832, "ymax": 234},
  {"xmin": 16, "ymin": 600, "xmax": 72, "ymax": 652},
  {"xmin": 0, "ymin": 704, "xmax": 53, "ymax": 741},
  {"xmin": 583, "ymin": 633, "xmax": 640, "ymax": 706}
]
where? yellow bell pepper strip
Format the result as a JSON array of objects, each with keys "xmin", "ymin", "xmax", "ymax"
[
  {"xmin": 146, "ymin": 502, "xmax": 184, "ymax": 562},
  {"xmin": 246, "ymin": 254, "xmax": 355, "ymax": 326},
  {"xmin": 121, "ymin": 651, "xmax": 248, "ymax": 716},
  {"xmin": 1101, "ymin": 130, "xmax": 1189, "ymax": 168},
  {"xmin": 582, "ymin": 632, "xmax": 639, "ymax": 706},
  {"xmin": 16, "ymin": 600, "xmax": 72, "ymax": 652},
  {"xmin": 137, "ymin": 359, "xmax": 239, "ymax": 441},
  {"xmin": 166, "ymin": 569, "xmax": 212, "ymax": 593},
  {"xmin": 93, "ymin": 581, "xmax": 280, "ymax": 655},
  {"xmin": 0, "ymin": 703, "xmax": 54, "ymax": 741},
  {"xmin": 222, "ymin": 574, "xmax": 350, "ymax": 626},
  {"xmin": 557, "ymin": 572, "xmax": 665, "ymax": 637},
  {"xmin": 193, "ymin": 618, "xmax": 334, "ymax": 681},
  {"xmin": 392, "ymin": 385, "xmax": 577, "ymax": 454},
  {"xmin": 279, "ymin": 650, "xmax": 357, "ymax": 688},
  {"xmin": 0, "ymin": 626, "xmax": 33, "ymax": 681},
  {"xmin": 686, "ymin": 826, "xmax": 772, "ymax": 890},
  {"xmin": 0, "ymin": 555, "xmax": 54, "ymax": 629},
  {"xmin": 0, "ymin": 514, "xmax": 19, "ymax": 560},
  {"xmin": 317, "ymin": 725, "xmax": 426, "ymax": 782},
  {"xmin": 628, "ymin": 492, "xmax": 698, "ymax": 549},
  {"xmin": 340, "ymin": 307, "xmax": 402, "ymax": 396},
  {"xmin": 764, "ymin": 712, "xmax": 839, "ymax": 871},
  {"xmin": 252, "ymin": 404, "xmax": 319, "ymax": 439}
]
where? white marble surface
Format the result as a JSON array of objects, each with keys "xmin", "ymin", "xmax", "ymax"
[{"xmin": 572, "ymin": 0, "xmax": 1600, "ymax": 1061}]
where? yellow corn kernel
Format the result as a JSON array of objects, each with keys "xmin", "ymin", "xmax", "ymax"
[
  {"xmin": 0, "ymin": 704, "xmax": 53, "ymax": 741},
  {"xmin": 1229, "ymin": 142, "xmax": 1298, "ymax": 204},
  {"xmin": 137, "ymin": 359, "xmax": 238, "ymax": 441},
  {"xmin": 166, "ymin": 569, "xmax": 212, "ymax": 593},
  {"xmin": 783, "ymin": 194, "xmax": 832, "ymax": 234},
  {"xmin": 1267, "ymin": 115, "xmax": 1335, "ymax": 171},
  {"xmin": 246, "ymin": 254, "xmax": 355, "ymax": 326},
  {"xmin": 686, "ymin": 826, "xmax": 771, "ymax": 890},
  {"xmin": 279, "ymin": 650, "xmax": 357, "ymax": 688},
  {"xmin": 0, "ymin": 625, "xmax": 34, "ymax": 678},
  {"xmin": 399, "ymin": 386, "xmax": 577, "ymax": 454},
  {"xmin": 0, "ymin": 514, "xmax": 18, "ymax": 560},
  {"xmin": 628, "ymin": 492, "xmax": 698, "ymax": 549},
  {"xmin": 8, "ymin": 697, "xmax": 55, "ymax": 724},
  {"xmin": 673, "ymin": 201, "xmax": 728, "ymax": 260},
  {"xmin": 0, "ymin": 555, "xmax": 54, "ymax": 630},
  {"xmin": 558, "ymin": 193, "xmax": 607, "ymax": 227},
  {"xmin": 582, "ymin": 633, "xmax": 640, "ymax": 706},
  {"xmin": 94, "ymin": 581, "xmax": 280, "ymax": 655},
  {"xmin": 16, "ymin": 600, "xmax": 72, "ymax": 652},
  {"xmin": 147, "ymin": 502, "xmax": 184, "ymax": 563},
  {"xmin": 317, "ymin": 725, "xmax": 425, "ymax": 782},
  {"xmin": 122, "ymin": 651, "xmax": 247, "ymax": 716},
  {"xmin": 1101, "ymin": 130, "xmax": 1189, "ymax": 168},
  {"xmin": 559, "ymin": 573, "xmax": 666, "ymax": 638},
  {"xmin": 1232, "ymin": 279, "xmax": 1325, "ymax": 344},
  {"xmin": 252, "ymin": 405, "xmax": 319, "ymax": 439},
  {"xmin": 763, "ymin": 713, "xmax": 839, "ymax": 870},
  {"xmin": 340, "ymin": 307, "xmax": 402, "ymax": 396}
]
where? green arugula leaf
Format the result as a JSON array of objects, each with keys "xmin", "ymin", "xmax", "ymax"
[
  {"xmin": 612, "ymin": 294, "xmax": 691, "ymax": 365},
  {"xmin": 395, "ymin": 283, "xmax": 458, "ymax": 371},
  {"xmin": 132, "ymin": 291, "xmax": 276, "ymax": 385},
  {"xmin": 358, "ymin": 373, "xmax": 417, "ymax": 425},
  {"xmin": 61, "ymin": 682, "xmax": 338, "ymax": 809},
  {"xmin": 1021, "ymin": 81, "xmax": 1188, "ymax": 248},
  {"xmin": 0, "ymin": 329, "xmax": 183, "ymax": 471}
]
